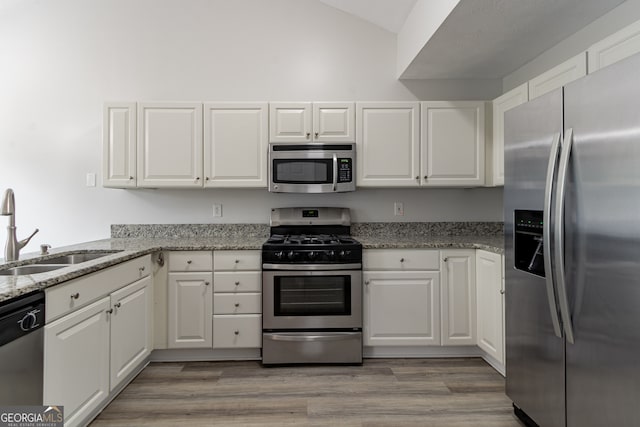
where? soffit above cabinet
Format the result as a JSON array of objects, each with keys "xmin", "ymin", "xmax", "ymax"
[{"xmin": 318, "ymin": 0, "xmax": 625, "ymax": 80}]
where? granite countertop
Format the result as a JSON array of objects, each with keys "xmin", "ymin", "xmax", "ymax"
[{"xmin": 0, "ymin": 223, "xmax": 504, "ymax": 304}]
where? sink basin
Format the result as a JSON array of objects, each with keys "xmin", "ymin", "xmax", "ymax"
[
  {"xmin": 0, "ymin": 265, "xmax": 67, "ymax": 276},
  {"xmin": 35, "ymin": 251, "xmax": 121, "ymax": 265}
]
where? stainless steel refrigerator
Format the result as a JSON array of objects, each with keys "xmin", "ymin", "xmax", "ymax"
[{"xmin": 504, "ymin": 52, "xmax": 640, "ymax": 427}]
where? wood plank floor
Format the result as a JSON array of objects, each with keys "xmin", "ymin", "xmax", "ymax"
[{"xmin": 91, "ymin": 358, "xmax": 525, "ymax": 426}]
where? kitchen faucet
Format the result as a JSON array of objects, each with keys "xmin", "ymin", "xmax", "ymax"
[{"xmin": 1, "ymin": 189, "xmax": 38, "ymax": 261}]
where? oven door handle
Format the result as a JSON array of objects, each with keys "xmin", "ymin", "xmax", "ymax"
[
  {"xmin": 265, "ymin": 332, "xmax": 358, "ymax": 342},
  {"xmin": 262, "ymin": 263, "xmax": 362, "ymax": 271}
]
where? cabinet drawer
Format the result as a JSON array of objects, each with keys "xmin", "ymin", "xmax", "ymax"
[
  {"xmin": 213, "ymin": 314, "xmax": 262, "ymax": 348},
  {"xmin": 213, "ymin": 272, "xmax": 261, "ymax": 292},
  {"xmin": 214, "ymin": 250, "xmax": 261, "ymax": 271},
  {"xmin": 214, "ymin": 293, "xmax": 261, "ymax": 314},
  {"xmin": 169, "ymin": 251, "xmax": 212, "ymax": 271},
  {"xmin": 363, "ymin": 249, "xmax": 439, "ymax": 271},
  {"xmin": 46, "ymin": 255, "xmax": 151, "ymax": 323}
]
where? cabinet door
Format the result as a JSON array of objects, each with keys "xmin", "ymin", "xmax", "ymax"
[
  {"xmin": 137, "ymin": 102, "xmax": 203, "ymax": 187},
  {"xmin": 203, "ymin": 103, "xmax": 268, "ymax": 187},
  {"xmin": 440, "ymin": 250, "xmax": 476, "ymax": 346},
  {"xmin": 110, "ymin": 276, "xmax": 153, "ymax": 390},
  {"xmin": 588, "ymin": 19, "xmax": 640, "ymax": 73},
  {"xmin": 312, "ymin": 102, "xmax": 355, "ymax": 142},
  {"xmin": 167, "ymin": 272, "xmax": 213, "ymax": 348},
  {"xmin": 44, "ymin": 297, "xmax": 110, "ymax": 427},
  {"xmin": 103, "ymin": 102, "xmax": 136, "ymax": 188},
  {"xmin": 489, "ymin": 84, "xmax": 528, "ymax": 186},
  {"xmin": 269, "ymin": 102, "xmax": 312, "ymax": 142},
  {"xmin": 421, "ymin": 101, "xmax": 485, "ymax": 187},
  {"xmin": 363, "ymin": 271, "xmax": 440, "ymax": 346},
  {"xmin": 476, "ymin": 250, "xmax": 504, "ymax": 363},
  {"xmin": 528, "ymin": 52, "xmax": 587, "ymax": 99},
  {"xmin": 356, "ymin": 102, "xmax": 420, "ymax": 187}
]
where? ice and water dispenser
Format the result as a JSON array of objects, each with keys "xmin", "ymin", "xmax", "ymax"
[{"xmin": 514, "ymin": 210, "xmax": 546, "ymax": 277}]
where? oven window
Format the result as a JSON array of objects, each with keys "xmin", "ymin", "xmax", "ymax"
[
  {"xmin": 272, "ymin": 159, "xmax": 332, "ymax": 184},
  {"xmin": 274, "ymin": 276, "xmax": 351, "ymax": 316}
]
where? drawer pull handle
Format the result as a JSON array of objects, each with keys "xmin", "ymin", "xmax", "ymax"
[
  {"xmin": 114, "ymin": 302, "xmax": 121, "ymax": 308},
  {"xmin": 235, "ymin": 281, "xmax": 240, "ymax": 286},
  {"xmin": 70, "ymin": 293, "xmax": 80, "ymax": 300},
  {"xmin": 205, "ymin": 281, "xmax": 210, "ymax": 286},
  {"xmin": 234, "ymin": 303, "xmax": 240, "ymax": 307},
  {"xmin": 400, "ymin": 258, "xmax": 405, "ymax": 263},
  {"xmin": 234, "ymin": 330, "xmax": 240, "ymax": 335}
]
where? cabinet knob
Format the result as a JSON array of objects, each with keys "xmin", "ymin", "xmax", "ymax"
[
  {"xmin": 400, "ymin": 258, "xmax": 405, "ymax": 263},
  {"xmin": 187, "ymin": 260, "xmax": 192, "ymax": 264},
  {"xmin": 364, "ymin": 280, "xmax": 370, "ymax": 285},
  {"xmin": 235, "ymin": 281, "xmax": 240, "ymax": 286},
  {"xmin": 70, "ymin": 292, "xmax": 80, "ymax": 300},
  {"xmin": 196, "ymin": 177, "xmax": 200, "ymax": 181},
  {"xmin": 424, "ymin": 175, "xmax": 428, "ymax": 180},
  {"xmin": 315, "ymin": 132, "xmax": 319, "ymax": 138},
  {"xmin": 139, "ymin": 266, "xmax": 146, "ymax": 272},
  {"xmin": 500, "ymin": 289, "xmax": 506, "ymax": 295},
  {"xmin": 205, "ymin": 177, "xmax": 210, "ymax": 181},
  {"xmin": 106, "ymin": 308, "xmax": 113, "ymax": 314},
  {"xmin": 234, "ymin": 259, "xmax": 239, "ymax": 264},
  {"xmin": 444, "ymin": 257, "xmax": 449, "ymax": 262},
  {"xmin": 415, "ymin": 176, "xmax": 419, "ymax": 181},
  {"xmin": 234, "ymin": 330, "xmax": 240, "ymax": 335},
  {"xmin": 114, "ymin": 302, "xmax": 122, "ymax": 308},
  {"xmin": 234, "ymin": 303, "xmax": 240, "ymax": 307},
  {"xmin": 306, "ymin": 132, "xmax": 311, "ymax": 139},
  {"xmin": 129, "ymin": 176, "xmax": 134, "ymax": 180},
  {"xmin": 205, "ymin": 281, "xmax": 210, "ymax": 286}
]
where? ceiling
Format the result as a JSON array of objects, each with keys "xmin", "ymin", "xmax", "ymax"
[{"xmin": 319, "ymin": 0, "xmax": 626, "ymax": 80}]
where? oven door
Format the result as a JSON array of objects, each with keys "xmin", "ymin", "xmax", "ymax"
[
  {"xmin": 262, "ymin": 269, "xmax": 362, "ymax": 330},
  {"xmin": 268, "ymin": 143, "xmax": 355, "ymax": 193}
]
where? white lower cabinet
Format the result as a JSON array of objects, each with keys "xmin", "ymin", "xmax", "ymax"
[
  {"xmin": 167, "ymin": 272, "xmax": 213, "ymax": 348},
  {"xmin": 363, "ymin": 271, "xmax": 440, "ymax": 346},
  {"xmin": 213, "ymin": 250, "xmax": 262, "ymax": 349},
  {"xmin": 44, "ymin": 298, "xmax": 111, "ymax": 427},
  {"xmin": 476, "ymin": 250, "xmax": 504, "ymax": 364},
  {"xmin": 440, "ymin": 250, "xmax": 476, "ymax": 346},
  {"xmin": 43, "ymin": 256, "xmax": 152, "ymax": 427}
]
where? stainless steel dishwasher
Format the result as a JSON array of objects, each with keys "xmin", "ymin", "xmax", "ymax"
[{"xmin": 0, "ymin": 291, "xmax": 45, "ymax": 404}]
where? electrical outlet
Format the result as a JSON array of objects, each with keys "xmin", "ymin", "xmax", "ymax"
[
  {"xmin": 394, "ymin": 202, "xmax": 404, "ymax": 216},
  {"xmin": 85, "ymin": 173, "xmax": 96, "ymax": 187},
  {"xmin": 213, "ymin": 203, "xmax": 223, "ymax": 217}
]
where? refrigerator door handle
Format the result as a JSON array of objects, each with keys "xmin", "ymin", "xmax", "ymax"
[
  {"xmin": 543, "ymin": 132, "xmax": 563, "ymax": 338},
  {"xmin": 554, "ymin": 127, "xmax": 576, "ymax": 344}
]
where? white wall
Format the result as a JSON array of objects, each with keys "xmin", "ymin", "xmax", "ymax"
[
  {"xmin": 503, "ymin": 0, "xmax": 640, "ymax": 91},
  {"xmin": 0, "ymin": 0, "xmax": 502, "ymax": 249}
]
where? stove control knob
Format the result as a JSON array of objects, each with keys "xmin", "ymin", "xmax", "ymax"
[
  {"xmin": 328, "ymin": 250, "xmax": 336, "ymax": 260},
  {"xmin": 308, "ymin": 251, "xmax": 316, "ymax": 260},
  {"xmin": 287, "ymin": 251, "xmax": 295, "ymax": 261},
  {"xmin": 275, "ymin": 251, "xmax": 284, "ymax": 260},
  {"xmin": 339, "ymin": 250, "xmax": 346, "ymax": 259}
]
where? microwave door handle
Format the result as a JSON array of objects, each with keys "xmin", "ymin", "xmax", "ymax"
[{"xmin": 332, "ymin": 154, "xmax": 338, "ymax": 191}]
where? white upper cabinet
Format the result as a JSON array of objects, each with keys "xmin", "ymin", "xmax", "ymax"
[
  {"xmin": 137, "ymin": 102, "xmax": 203, "ymax": 188},
  {"xmin": 356, "ymin": 102, "xmax": 420, "ymax": 187},
  {"xmin": 421, "ymin": 101, "xmax": 485, "ymax": 187},
  {"xmin": 588, "ymin": 19, "xmax": 640, "ymax": 73},
  {"xmin": 203, "ymin": 103, "xmax": 268, "ymax": 188},
  {"xmin": 489, "ymin": 84, "xmax": 529, "ymax": 187},
  {"xmin": 103, "ymin": 103, "xmax": 136, "ymax": 188},
  {"xmin": 528, "ymin": 52, "xmax": 587, "ymax": 100},
  {"xmin": 269, "ymin": 102, "xmax": 354, "ymax": 143}
]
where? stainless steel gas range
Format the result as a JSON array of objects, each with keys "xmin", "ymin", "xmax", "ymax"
[{"xmin": 261, "ymin": 207, "xmax": 363, "ymax": 365}]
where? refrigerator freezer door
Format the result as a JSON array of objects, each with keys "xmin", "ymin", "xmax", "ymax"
[
  {"xmin": 563, "ymin": 51, "xmax": 640, "ymax": 427},
  {"xmin": 504, "ymin": 88, "xmax": 565, "ymax": 427}
]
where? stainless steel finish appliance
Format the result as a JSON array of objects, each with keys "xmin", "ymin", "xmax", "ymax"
[
  {"xmin": 1, "ymin": 188, "xmax": 39, "ymax": 261},
  {"xmin": 262, "ymin": 207, "xmax": 363, "ymax": 364},
  {"xmin": 268, "ymin": 143, "xmax": 356, "ymax": 193},
  {"xmin": 0, "ymin": 291, "xmax": 45, "ymax": 404},
  {"xmin": 505, "ymin": 52, "xmax": 640, "ymax": 427}
]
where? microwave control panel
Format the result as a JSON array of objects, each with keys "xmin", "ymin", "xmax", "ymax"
[{"xmin": 337, "ymin": 158, "xmax": 353, "ymax": 183}]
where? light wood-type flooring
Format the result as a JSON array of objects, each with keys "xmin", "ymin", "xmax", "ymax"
[{"xmin": 91, "ymin": 358, "xmax": 525, "ymax": 426}]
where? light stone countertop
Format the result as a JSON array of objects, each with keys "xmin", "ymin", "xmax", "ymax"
[{"xmin": 0, "ymin": 232, "xmax": 503, "ymax": 304}]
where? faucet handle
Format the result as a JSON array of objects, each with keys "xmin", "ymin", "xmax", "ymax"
[
  {"xmin": 17, "ymin": 228, "xmax": 39, "ymax": 250},
  {"xmin": 40, "ymin": 244, "xmax": 51, "ymax": 255}
]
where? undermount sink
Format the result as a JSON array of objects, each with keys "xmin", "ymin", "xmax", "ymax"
[
  {"xmin": 0, "ymin": 264, "xmax": 67, "ymax": 276},
  {"xmin": 34, "ymin": 251, "xmax": 121, "ymax": 265}
]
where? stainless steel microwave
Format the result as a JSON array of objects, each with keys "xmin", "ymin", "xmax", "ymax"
[{"xmin": 268, "ymin": 143, "xmax": 356, "ymax": 193}]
